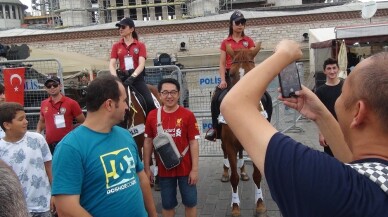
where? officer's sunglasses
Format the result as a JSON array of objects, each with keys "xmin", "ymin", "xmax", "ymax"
[
  {"xmin": 46, "ymin": 83, "xmax": 59, "ymax": 88},
  {"xmin": 234, "ymin": 20, "xmax": 246, "ymax": 26},
  {"xmin": 118, "ymin": 25, "xmax": 128, "ymax": 30}
]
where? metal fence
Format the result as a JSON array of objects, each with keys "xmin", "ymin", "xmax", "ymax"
[
  {"xmin": 0, "ymin": 59, "xmax": 63, "ymax": 130},
  {"xmin": 0, "ymin": 61, "xmax": 302, "ymax": 156},
  {"xmin": 94, "ymin": 65, "xmax": 302, "ymax": 156},
  {"xmin": 178, "ymin": 67, "xmax": 302, "ymax": 156}
]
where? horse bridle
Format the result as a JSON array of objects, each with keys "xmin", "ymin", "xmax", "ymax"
[{"xmin": 230, "ymin": 60, "xmax": 255, "ymax": 78}]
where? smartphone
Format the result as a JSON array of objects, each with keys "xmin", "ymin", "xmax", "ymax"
[{"xmin": 278, "ymin": 62, "xmax": 302, "ymax": 98}]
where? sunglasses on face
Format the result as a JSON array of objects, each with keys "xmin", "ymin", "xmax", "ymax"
[
  {"xmin": 118, "ymin": 25, "xmax": 128, "ymax": 30},
  {"xmin": 46, "ymin": 83, "xmax": 59, "ymax": 88},
  {"xmin": 234, "ymin": 20, "xmax": 246, "ymax": 26}
]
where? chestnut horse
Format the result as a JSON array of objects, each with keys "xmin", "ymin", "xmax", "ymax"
[
  {"xmin": 221, "ymin": 43, "xmax": 273, "ymax": 217},
  {"xmin": 124, "ymin": 84, "xmax": 161, "ymax": 160}
]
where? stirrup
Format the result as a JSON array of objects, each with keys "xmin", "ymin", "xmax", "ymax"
[{"xmin": 205, "ymin": 128, "xmax": 217, "ymax": 142}]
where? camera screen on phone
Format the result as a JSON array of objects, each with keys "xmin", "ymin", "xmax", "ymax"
[{"xmin": 278, "ymin": 62, "xmax": 302, "ymax": 98}]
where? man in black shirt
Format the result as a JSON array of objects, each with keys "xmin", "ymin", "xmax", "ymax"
[{"xmin": 315, "ymin": 58, "xmax": 343, "ymax": 157}]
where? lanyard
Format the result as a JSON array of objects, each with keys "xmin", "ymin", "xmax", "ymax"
[
  {"xmin": 50, "ymin": 101, "xmax": 63, "ymax": 114},
  {"xmin": 122, "ymin": 41, "xmax": 134, "ymax": 56}
]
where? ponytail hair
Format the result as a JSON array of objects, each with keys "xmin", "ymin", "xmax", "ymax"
[{"xmin": 132, "ymin": 30, "xmax": 138, "ymax": 40}]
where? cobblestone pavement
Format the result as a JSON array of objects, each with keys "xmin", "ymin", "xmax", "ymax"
[{"xmin": 151, "ymin": 118, "xmax": 323, "ymax": 217}]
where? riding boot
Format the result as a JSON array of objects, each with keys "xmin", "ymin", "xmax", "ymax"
[
  {"xmin": 205, "ymin": 128, "xmax": 217, "ymax": 141},
  {"xmin": 205, "ymin": 89, "xmax": 221, "ymax": 142}
]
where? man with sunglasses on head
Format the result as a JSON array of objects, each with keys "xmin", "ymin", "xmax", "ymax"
[
  {"xmin": 37, "ymin": 76, "xmax": 85, "ymax": 154},
  {"xmin": 206, "ymin": 10, "xmax": 259, "ymax": 142},
  {"xmin": 143, "ymin": 78, "xmax": 200, "ymax": 217}
]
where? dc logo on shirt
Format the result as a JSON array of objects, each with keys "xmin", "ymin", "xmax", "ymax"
[
  {"xmin": 133, "ymin": 48, "xmax": 139, "ymax": 54},
  {"xmin": 243, "ymin": 41, "xmax": 248, "ymax": 47},
  {"xmin": 100, "ymin": 148, "xmax": 137, "ymax": 192}
]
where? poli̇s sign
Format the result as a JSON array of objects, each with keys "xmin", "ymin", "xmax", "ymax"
[
  {"xmin": 24, "ymin": 79, "xmax": 39, "ymax": 90},
  {"xmin": 201, "ymin": 119, "xmax": 213, "ymax": 133},
  {"xmin": 199, "ymin": 75, "xmax": 221, "ymax": 88}
]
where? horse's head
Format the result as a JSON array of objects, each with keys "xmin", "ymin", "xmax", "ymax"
[{"xmin": 226, "ymin": 42, "xmax": 261, "ymax": 86}]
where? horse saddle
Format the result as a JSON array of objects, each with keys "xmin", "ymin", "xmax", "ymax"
[
  {"xmin": 216, "ymin": 88, "xmax": 229, "ymax": 106},
  {"xmin": 125, "ymin": 86, "xmax": 160, "ymax": 137},
  {"xmin": 129, "ymin": 87, "xmax": 160, "ymax": 117}
]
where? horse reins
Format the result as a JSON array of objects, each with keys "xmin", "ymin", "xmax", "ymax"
[
  {"xmin": 231, "ymin": 60, "xmax": 254, "ymax": 65},
  {"xmin": 127, "ymin": 86, "xmax": 138, "ymax": 129}
]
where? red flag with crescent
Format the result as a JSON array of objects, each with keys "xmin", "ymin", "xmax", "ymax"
[{"xmin": 3, "ymin": 68, "xmax": 25, "ymax": 105}]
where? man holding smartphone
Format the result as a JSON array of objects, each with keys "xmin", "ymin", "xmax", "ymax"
[
  {"xmin": 221, "ymin": 39, "xmax": 388, "ymax": 216},
  {"xmin": 315, "ymin": 58, "xmax": 343, "ymax": 157}
]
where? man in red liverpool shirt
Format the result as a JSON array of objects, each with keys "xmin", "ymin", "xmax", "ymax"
[
  {"xmin": 37, "ymin": 76, "xmax": 85, "ymax": 154},
  {"xmin": 143, "ymin": 78, "xmax": 200, "ymax": 217}
]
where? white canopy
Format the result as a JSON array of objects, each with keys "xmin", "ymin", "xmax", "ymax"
[{"xmin": 27, "ymin": 48, "xmax": 109, "ymax": 75}]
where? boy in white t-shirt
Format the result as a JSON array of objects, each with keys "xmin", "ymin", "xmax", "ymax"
[{"xmin": 0, "ymin": 102, "xmax": 53, "ymax": 217}]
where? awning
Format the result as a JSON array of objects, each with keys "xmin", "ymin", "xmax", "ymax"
[
  {"xmin": 27, "ymin": 48, "xmax": 110, "ymax": 74},
  {"xmin": 310, "ymin": 23, "xmax": 388, "ymax": 49},
  {"xmin": 335, "ymin": 22, "xmax": 388, "ymax": 39}
]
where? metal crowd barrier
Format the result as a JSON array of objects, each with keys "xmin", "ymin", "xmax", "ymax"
[
  {"xmin": 180, "ymin": 67, "xmax": 302, "ymax": 156},
  {"xmin": 1, "ymin": 60, "xmax": 302, "ymax": 156}
]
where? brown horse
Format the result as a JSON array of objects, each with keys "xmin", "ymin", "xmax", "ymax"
[
  {"xmin": 125, "ymin": 84, "xmax": 161, "ymax": 160},
  {"xmin": 221, "ymin": 43, "xmax": 272, "ymax": 217}
]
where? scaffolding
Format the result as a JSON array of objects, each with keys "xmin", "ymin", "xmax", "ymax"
[
  {"xmin": 28, "ymin": 0, "xmax": 305, "ymax": 28},
  {"xmin": 38, "ymin": 0, "xmax": 189, "ymax": 27}
]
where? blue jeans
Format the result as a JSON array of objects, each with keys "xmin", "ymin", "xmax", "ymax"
[{"xmin": 159, "ymin": 176, "xmax": 197, "ymax": 210}]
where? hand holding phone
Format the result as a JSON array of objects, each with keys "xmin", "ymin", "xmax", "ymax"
[{"xmin": 278, "ymin": 62, "xmax": 302, "ymax": 98}]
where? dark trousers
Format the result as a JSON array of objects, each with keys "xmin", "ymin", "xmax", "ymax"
[
  {"xmin": 210, "ymin": 72, "xmax": 231, "ymax": 130},
  {"xmin": 118, "ymin": 70, "xmax": 156, "ymax": 116},
  {"xmin": 211, "ymin": 87, "xmax": 223, "ymax": 130},
  {"xmin": 117, "ymin": 70, "xmax": 156, "ymax": 129},
  {"xmin": 131, "ymin": 76, "xmax": 156, "ymax": 116}
]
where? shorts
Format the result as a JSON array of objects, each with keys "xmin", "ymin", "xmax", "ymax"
[{"xmin": 159, "ymin": 176, "xmax": 197, "ymax": 210}]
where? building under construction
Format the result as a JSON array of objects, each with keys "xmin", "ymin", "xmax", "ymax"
[
  {"xmin": 50, "ymin": 0, "xmax": 275, "ymax": 27},
  {"xmin": 28, "ymin": 0, "xmax": 339, "ymax": 27}
]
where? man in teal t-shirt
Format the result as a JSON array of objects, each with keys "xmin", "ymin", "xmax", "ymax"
[{"xmin": 52, "ymin": 75, "xmax": 157, "ymax": 217}]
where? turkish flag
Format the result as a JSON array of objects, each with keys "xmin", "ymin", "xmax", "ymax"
[{"xmin": 3, "ymin": 68, "xmax": 25, "ymax": 105}]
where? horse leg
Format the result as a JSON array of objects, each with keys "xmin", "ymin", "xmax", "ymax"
[
  {"xmin": 228, "ymin": 151, "xmax": 241, "ymax": 217},
  {"xmin": 238, "ymin": 150, "xmax": 250, "ymax": 181},
  {"xmin": 221, "ymin": 142, "xmax": 230, "ymax": 182},
  {"xmin": 252, "ymin": 165, "xmax": 266, "ymax": 215}
]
